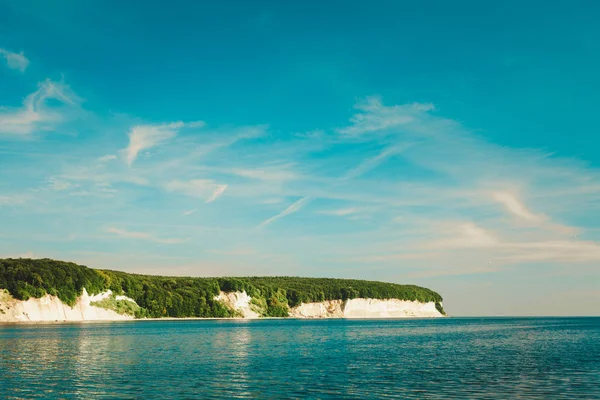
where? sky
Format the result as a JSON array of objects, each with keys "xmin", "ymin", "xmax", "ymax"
[{"xmin": 1, "ymin": 1, "xmax": 599, "ymax": 316}]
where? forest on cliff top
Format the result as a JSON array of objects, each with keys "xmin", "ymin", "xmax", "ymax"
[{"xmin": 0, "ymin": 258, "xmax": 444, "ymax": 318}]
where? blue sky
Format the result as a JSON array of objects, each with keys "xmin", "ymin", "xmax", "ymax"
[{"xmin": 1, "ymin": 1, "xmax": 599, "ymax": 315}]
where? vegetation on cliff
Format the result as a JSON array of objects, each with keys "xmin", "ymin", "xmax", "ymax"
[{"xmin": 0, "ymin": 258, "xmax": 445, "ymax": 318}]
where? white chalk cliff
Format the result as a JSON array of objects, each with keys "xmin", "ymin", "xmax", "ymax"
[
  {"xmin": 215, "ymin": 290, "xmax": 261, "ymax": 319},
  {"xmin": 289, "ymin": 298, "xmax": 443, "ymax": 318},
  {"xmin": 0, "ymin": 289, "xmax": 444, "ymax": 322},
  {"xmin": 0, "ymin": 288, "xmax": 137, "ymax": 322},
  {"xmin": 216, "ymin": 291, "xmax": 444, "ymax": 319}
]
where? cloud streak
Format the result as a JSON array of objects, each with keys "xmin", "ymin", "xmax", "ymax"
[
  {"xmin": 0, "ymin": 48, "xmax": 29, "ymax": 72},
  {"xmin": 122, "ymin": 120, "xmax": 205, "ymax": 166},
  {"xmin": 258, "ymin": 196, "xmax": 311, "ymax": 228},
  {"xmin": 343, "ymin": 143, "xmax": 412, "ymax": 180},
  {"xmin": 107, "ymin": 227, "xmax": 189, "ymax": 244},
  {"xmin": 0, "ymin": 79, "xmax": 79, "ymax": 136},
  {"xmin": 166, "ymin": 179, "xmax": 228, "ymax": 203},
  {"xmin": 492, "ymin": 191, "xmax": 545, "ymax": 222},
  {"xmin": 123, "ymin": 122, "xmax": 182, "ymax": 166},
  {"xmin": 337, "ymin": 96, "xmax": 434, "ymax": 136},
  {"xmin": 318, "ymin": 208, "xmax": 361, "ymax": 216}
]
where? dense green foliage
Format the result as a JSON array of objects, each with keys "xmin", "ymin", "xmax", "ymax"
[
  {"xmin": 0, "ymin": 258, "xmax": 445, "ymax": 317},
  {"xmin": 0, "ymin": 259, "xmax": 105, "ymax": 306},
  {"xmin": 90, "ymin": 296, "xmax": 144, "ymax": 318}
]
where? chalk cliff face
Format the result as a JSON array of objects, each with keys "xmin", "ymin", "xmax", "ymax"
[
  {"xmin": 0, "ymin": 288, "xmax": 137, "ymax": 322},
  {"xmin": 216, "ymin": 291, "xmax": 444, "ymax": 319},
  {"xmin": 0, "ymin": 289, "xmax": 444, "ymax": 322},
  {"xmin": 215, "ymin": 291, "xmax": 260, "ymax": 319},
  {"xmin": 289, "ymin": 298, "xmax": 444, "ymax": 318}
]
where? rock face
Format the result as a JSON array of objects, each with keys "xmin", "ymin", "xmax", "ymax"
[
  {"xmin": 0, "ymin": 288, "xmax": 137, "ymax": 322},
  {"xmin": 0, "ymin": 289, "xmax": 444, "ymax": 322},
  {"xmin": 215, "ymin": 291, "xmax": 445, "ymax": 319},
  {"xmin": 215, "ymin": 290, "xmax": 261, "ymax": 319},
  {"xmin": 289, "ymin": 298, "xmax": 444, "ymax": 318}
]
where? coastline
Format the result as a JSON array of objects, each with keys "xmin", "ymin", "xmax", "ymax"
[
  {"xmin": 1, "ymin": 288, "xmax": 445, "ymax": 323},
  {"xmin": 0, "ymin": 315, "xmax": 445, "ymax": 325}
]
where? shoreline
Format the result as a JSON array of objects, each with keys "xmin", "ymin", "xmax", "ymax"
[{"xmin": 0, "ymin": 315, "xmax": 445, "ymax": 325}]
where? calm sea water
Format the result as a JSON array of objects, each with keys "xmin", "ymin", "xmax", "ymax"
[{"xmin": 0, "ymin": 318, "xmax": 599, "ymax": 399}]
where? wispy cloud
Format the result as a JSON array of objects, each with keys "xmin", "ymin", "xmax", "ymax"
[
  {"xmin": 122, "ymin": 122, "xmax": 181, "ymax": 166},
  {"xmin": 343, "ymin": 144, "xmax": 412, "ymax": 180},
  {"xmin": 4, "ymin": 86, "xmax": 600, "ymax": 299},
  {"xmin": 206, "ymin": 184, "xmax": 228, "ymax": 203},
  {"xmin": 122, "ymin": 120, "xmax": 205, "ymax": 166},
  {"xmin": 0, "ymin": 195, "xmax": 29, "ymax": 205},
  {"xmin": 98, "ymin": 154, "xmax": 117, "ymax": 163},
  {"xmin": 430, "ymin": 221, "xmax": 500, "ymax": 249},
  {"xmin": 492, "ymin": 191, "xmax": 545, "ymax": 222},
  {"xmin": 226, "ymin": 166, "xmax": 300, "ymax": 182},
  {"xmin": 47, "ymin": 177, "xmax": 76, "ymax": 191},
  {"xmin": 355, "ymin": 212, "xmax": 600, "ymax": 271},
  {"xmin": 262, "ymin": 198, "xmax": 285, "ymax": 205},
  {"xmin": 337, "ymin": 96, "xmax": 434, "ymax": 136},
  {"xmin": 0, "ymin": 79, "xmax": 79, "ymax": 136},
  {"xmin": 318, "ymin": 207, "xmax": 361, "ymax": 216},
  {"xmin": 0, "ymin": 48, "xmax": 29, "ymax": 72},
  {"xmin": 166, "ymin": 179, "xmax": 228, "ymax": 203},
  {"xmin": 258, "ymin": 196, "xmax": 311, "ymax": 228},
  {"xmin": 107, "ymin": 227, "xmax": 189, "ymax": 244}
]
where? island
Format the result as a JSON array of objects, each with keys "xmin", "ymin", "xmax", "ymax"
[{"xmin": 0, "ymin": 258, "xmax": 445, "ymax": 322}]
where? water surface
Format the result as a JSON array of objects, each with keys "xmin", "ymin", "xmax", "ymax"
[{"xmin": 1, "ymin": 318, "xmax": 599, "ymax": 399}]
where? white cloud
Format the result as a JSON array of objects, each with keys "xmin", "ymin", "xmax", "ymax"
[
  {"xmin": 432, "ymin": 222, "xmax": 499, "ymax": 249},
  {"xmin": 318, "ymin": 208, "xmax": 361, "ymax": 216},
  {"xmin": 262, "ymin": 198, "xmax": 285, "ymax": 204},
  {"xmin": 0, "ymin": 195, "xmax": 28, "ymax": 205},
  {"xmin": 187, "ymin": 121, "xmax": 206, "ymax": 128},
  {"xmin": 357, "ymin": 216, "xmax": 600, "ymax": 270},
  {"xmin": 343, "ymin": 143, "xmax": 412, "ymax": 180},
  {"xmin": 183, "ymin": 208, "xmax": 198, "ymax": 216},
  {"xmin": 492, "ymin": 191, "xmax": 545, "ymax": 222},
  {"xmin": 496, "ymin": 239, "xmax": 600, "ymax": 263},
  {"xmin": 0, "ymin": 79, "xmax": 79, "ymax": 136},
  {"xmin": 206, "ymin": 184, "xmax": 228, "ymax": 203},
  {"xmin": 228, "ymin": 167, "xmax": 300, "ymax": 182},
  {"xmin": 98, "ymin": 154, "xmax": 117, "ymax": 163},
  {"xmin": 121, "ymin": 120, "xmax": 205, "ymax": 166},
  {"xmin": 107, "ymin": 227, "xmax": 189, "ymax": 244},
  {"xmin": 193, "ymin": 163, "xmax": 300, "ymax": 183},
  {"xmin": 0, "ymin": 48, "xmax": 29, "ymax": 72},
  {"xmin": 258, "ymin": 196, "xmax": 311, "ymax": 228},
  {"xmin": 123, "ymin": 122, "xmax": 183, "ymax": 166},
  {"xmin": 166, "ymin": 179, "xmax": 228, "ymax": 203},
  {"xmin": 47, "ymin": 177, "xmax": 75, "ymax": 191},
  {"xmin": 337, "ymin": 96, "xmax": 434, "ymax": 136}
]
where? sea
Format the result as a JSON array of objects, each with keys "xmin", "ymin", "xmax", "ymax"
[{"xmin": 0, "ymin": 317, "xmax": 599, "ymax": 399}]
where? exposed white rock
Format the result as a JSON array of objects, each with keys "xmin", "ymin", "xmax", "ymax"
[
  {"xmin": 0, "ymin": 288, "xmax": 137, "ymax": 322},
  {"xmin": 215, "ymin": 290, "xmax": 260, "ymax": 318},
  {"xmin": 0, "ymin": 287, "xmax": 443, "ymax": 322},
  {"xmin": 289, "ymin": 300, "xmax": 345, "ymax": 318},
  {"xmin": 289, "ymin": 298, "xmax": 444, "ymax": 318}
]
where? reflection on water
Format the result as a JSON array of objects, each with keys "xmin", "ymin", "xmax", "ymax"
[{"xmin": 0, "ymin": 318, "xmax": 599, "ymax": 399}]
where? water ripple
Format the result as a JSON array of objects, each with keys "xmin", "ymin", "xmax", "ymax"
[{"xmin": 0, "ymin": 318, "xmax": 599, "ymax": 399}]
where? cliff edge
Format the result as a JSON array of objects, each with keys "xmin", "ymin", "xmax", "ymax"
[{"xmin": 0, "ymin": 258, "xmax": 446, "ymax": 322}]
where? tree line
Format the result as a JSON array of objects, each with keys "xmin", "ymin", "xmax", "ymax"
[{"xmin": 0, "ymin": 258, "xmax": 445, "ymax": 318}]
